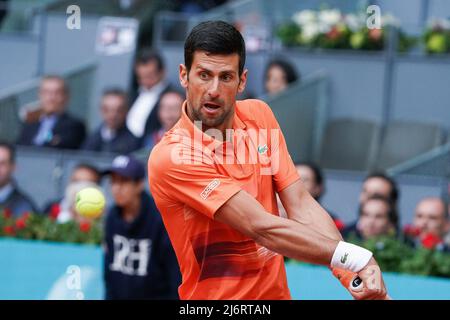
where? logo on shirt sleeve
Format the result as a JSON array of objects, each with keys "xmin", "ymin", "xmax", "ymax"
[{"xmin": 200, "ymin": 179, "xmax": 221, "ymax": 200}]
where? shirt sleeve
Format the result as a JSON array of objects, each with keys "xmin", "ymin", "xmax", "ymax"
[
  {"xmin": 258, "ymin": 100, "xmax": 300, "ymax": 192},
  {"xmin": 148, "ymin": 143, "xmax": 242, "ymax": 220}
]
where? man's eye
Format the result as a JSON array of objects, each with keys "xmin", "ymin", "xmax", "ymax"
[
  {"xmin": 199, "ymin": 72, "xmax": 209, "ymax": 80},
  {"xmin": 222, "ymin": 74, "xmax": 232, "ymax": 81}
]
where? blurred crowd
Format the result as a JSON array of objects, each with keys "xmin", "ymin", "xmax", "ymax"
[{"xmin": 0, "ymin": 45, "xmax": 448, "ymax": 299}]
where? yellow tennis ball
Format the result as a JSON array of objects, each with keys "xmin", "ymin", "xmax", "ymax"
[{"xmin": 75, "ymin": 187, "xmax": 105, "ymax": 219}]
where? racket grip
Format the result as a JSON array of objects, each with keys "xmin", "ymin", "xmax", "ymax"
[{"xmin": 332, "ymin": 268, "xmax": 392, "ymax": 300}]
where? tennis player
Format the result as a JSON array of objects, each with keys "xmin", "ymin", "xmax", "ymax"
[{"xmin": 148, "ymin": 20, "xmax": 388, "ymax": 300}]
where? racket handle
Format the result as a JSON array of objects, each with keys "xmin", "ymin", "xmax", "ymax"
[{"xmin": 332, "ymin": 268, "xmax": 392, "ymax": 300}]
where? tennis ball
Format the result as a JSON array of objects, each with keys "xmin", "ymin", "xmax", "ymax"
[{"xmin": 75, "ymin": 187, "xmax": 105, "ymax": 219}]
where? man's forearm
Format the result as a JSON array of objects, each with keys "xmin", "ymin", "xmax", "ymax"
[
  {"xmin": 252, "ymin": 212, "xmax": 339, "ymax": 265},
  {"xmin": 279, "ymin": 181, "xmax": 343, "ymax": 241}
]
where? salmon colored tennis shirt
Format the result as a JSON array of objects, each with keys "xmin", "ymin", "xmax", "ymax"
[{"xmin": 148, "ymin": 99, "xmax": 300, "ymax": 299}]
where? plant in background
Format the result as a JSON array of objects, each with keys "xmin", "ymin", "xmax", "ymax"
[
  {"xmin": 0, "ymin": 210, "xmax": 102, "ymax": 245},
  {"xmin": 276, "ymin": 9, "xmax": 416, "ymax": 53},
  {"xmin": 424, "ymin": 19, "xmax": 450, "ymax": 54}
]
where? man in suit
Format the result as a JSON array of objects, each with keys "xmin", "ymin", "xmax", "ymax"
[
  {"xmin": 0, "ymin": 141, "xmax": 38, "ymax": 217},
  {"xmin": 16, "ymin": 75, "xmax": 86, "ymax": 149},
  {"xmin": 82, "ymin": 88, "xmax": 141, "ymax": 154},
  {"xmin": 127, "ymin": 49, "xmax": 172, "ymax": 139}
]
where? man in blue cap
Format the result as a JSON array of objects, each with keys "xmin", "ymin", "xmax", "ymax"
[{"xmin": 103, "ymin": 155, "xmax": 181, "ymax": 299}]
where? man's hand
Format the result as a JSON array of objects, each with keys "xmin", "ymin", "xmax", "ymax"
[{"xmin": 333, "ymin": 258, "xmax": 389, "ymax": 300}]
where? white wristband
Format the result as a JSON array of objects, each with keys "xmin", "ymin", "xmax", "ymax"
[{"xmin": 331, "ymin": 241, "xmax": 373, "ymax": 273}]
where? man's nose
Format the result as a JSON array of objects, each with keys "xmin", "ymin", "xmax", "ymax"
[{"xmin": 207, "ymin": 78, "xmax": 220, "ymax": 99}]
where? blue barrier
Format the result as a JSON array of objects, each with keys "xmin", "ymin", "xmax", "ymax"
[{"xmin": 1, "ymin": 239, "xmax": 450, "ymax": 300}]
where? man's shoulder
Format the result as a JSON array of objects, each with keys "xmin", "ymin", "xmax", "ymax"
[{"xmin": 236, "ymin": 99, "xmax": 276, "ymax": 126}]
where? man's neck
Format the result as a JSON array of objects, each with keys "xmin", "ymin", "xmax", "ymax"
[{"xmin": 121, "ymin": 196, "xmax": 141, "ymax": 223}]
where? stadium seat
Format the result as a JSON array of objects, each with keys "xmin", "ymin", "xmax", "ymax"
[
  {"xmin": 318, "ymin": 118, "xmax": 381, "ymax": 171},
  {"xmin": 375, "ymin": 120, "xmax": 445, "ymax": 170}
]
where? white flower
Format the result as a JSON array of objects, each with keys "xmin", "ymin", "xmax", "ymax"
[
  {"xmin": 318, "ymin": 9, "xmax": 342, "ymax": 27},
  {"xmin": 301, "ymin": 22, "xmax": 320, "ymax": 43},
  {"xmin": 292, "ymin": 10, "xmax": 316, "ymax": 26},
  {"xmin": 345, "ymin": 13, "xmax": 365, "ymax": 31},
  {"xmin": 428, "ymin": 17, "xmax": 450, "ymax": 30}
]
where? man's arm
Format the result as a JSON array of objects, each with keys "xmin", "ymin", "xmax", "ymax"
[
  {"xmin": 215, "ymin": 189, "xmax": 339, "ymax": 266},
  {"xmin": 278, "ymin": 179, "xmax": 343, "ymax": 241},
  {"xmin": 278, "ymin": 179, "xmax": 388, "ymax": 300}
]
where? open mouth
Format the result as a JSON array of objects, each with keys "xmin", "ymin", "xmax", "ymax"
[{"xmin": 203, "ymin": 103, "xmax": 221, "ymax": 113}]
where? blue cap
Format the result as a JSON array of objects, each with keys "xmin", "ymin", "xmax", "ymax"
[{"xmin": 104, "ymin": 155, "xmax": 146, "ymax": 180}]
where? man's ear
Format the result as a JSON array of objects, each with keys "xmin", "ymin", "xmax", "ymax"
[
  {"xmin": 237, "ymin": 69, "xmax": 248, "ymax": 93},
  {"xmin": 179, "ymin": 64, "xmax": 188, "ymax": 88}
]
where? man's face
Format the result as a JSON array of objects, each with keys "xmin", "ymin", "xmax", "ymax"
[
  {"xmin": 360, "ymin": 177, "xmax": 392, "ymax": 205},
  {"xmin": 39, "ymin": 79, "xmax": 67, "ymax": 115},
  {"xmin": 179, "ymin": 51, "xmax": 247, "ymax": 131},
  {"xmin": 265, "ymin": 65, "xmax": 288, "ymax": 95},
  {"xmin": 296, "ymin": 165, "xmax": 322, "ymax": 200},
  {"xmin": 101, "ymin": 94, "xmax": 128, "ymax": 130},
  {"xmin": 110, "ymin": 174, "xmax": 143, "ymax": 207},
  {"xmin": 358, "ymin": 199, "xmax": 392, "ymax": 239},
  {"xmin": 70, "ymin": 168, "xmax": 100, "ymax": 184},
  {"xmin": 413, "ymin": 199, "xmax": 447, "ymax": 238},
  {"xmin": 136, "ymin": 61, "xmax": 164, "ymax": 90},
  {"xmin": 158, "ymin": 92, "xmax": 183, "ymax": 131},
  {"xmin": 0, "ymin": 148, "xmax": 14, "ymax": 188}
]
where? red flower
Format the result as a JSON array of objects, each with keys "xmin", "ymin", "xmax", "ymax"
[
  {"xmin": 49, "ymin": 204, "xmax": 61, "ymax": 220},
  {"xmin": 403, "ymin": 224, "xmax": 421, "ymax": 238},
  {"xmin": 3, "ymin": 208, "xmax": 12, "ymax": 219},
  {"xmin": 334, "ymin": 219, "xmax": 345, "ymax": 231},
  {"xmin": 326, "ymin": 26, "xmax": 341, "ymax": 40},
  {"xmin": 369, "ymin": 28, "xmax": 383, "ymax": 41},
  {"xmin": 22, "ymin": 212, "xmax": 31, "ymax": 221},
  {"xmin": 79, "ymin": 221, "xmax": 91, "ymax": 233},
  {"xmin": 15, "ymin": 218, "xmax": 26, "ymax": 230},
  {"xmin": 3, "ymin": 225, "xmax": 15, "ymax": 236},
  {"xmin": 421, "ymin": 233, "xmax": 443, "ymax": 249}
]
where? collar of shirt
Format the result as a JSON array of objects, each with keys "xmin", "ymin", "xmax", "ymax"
[
  {"xmin": 138, "ymin": 80, "xmax": 167, "ymax": 95},
  {"xmin": 101, "ymin": 125, "xmax": 117, "ymax": 141},
  {"xmin": 0, "ymin": 183, "xmax": 14, "ymax": 203},
  {"xmin": 176, "ymin": 100, "xmax": 247, "ymax": 151}
]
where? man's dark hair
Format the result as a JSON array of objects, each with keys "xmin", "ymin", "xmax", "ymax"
[
  {"xmin": 0, "ymin": 141, "xmax": 15, "ymax": 164},
  {"xmin": 184, "ymin": 20, "xmax": 246, "ymax": 76},
  {"xmin": 135, "ymin": 48, "xmax": 165, "ymax": 72},
  {"xmin": 364, "ymin": 172, "xmax": 399, "ymax": 204},
  {"xmin": 296, "ymin": 161, "xmax": 323, "ymax": 186},
  {"xmin": 265, "ymin": 59, "xmax": 299, "ymax": 84},
  {"xmin": 73, "ymin": 163, "xmax": 102, "ymax": 183},
  {"xmin": 359, "ymin": 194, "xmax": 399, "ymax": 229},
  {"xmin": 102, "ymin": 87, "xmax": 129, "ymax": 108}
]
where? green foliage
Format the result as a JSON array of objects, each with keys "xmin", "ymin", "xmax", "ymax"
[
  {"xmin": 347, "ymin": 235, "xmax": 450, "ymax": 278},
  {"xmin": 0, "ymin": 211, "xmax": 102, "ymax": 245}
]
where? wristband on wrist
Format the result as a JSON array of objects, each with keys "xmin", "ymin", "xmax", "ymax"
[{"xmin": 331, "ymin": 241, "xmax": 373, "ymax": 273}]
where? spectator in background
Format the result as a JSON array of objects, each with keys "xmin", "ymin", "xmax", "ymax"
[
  {"xmin": 264, "ymin": 58, "xmax": 299, "ymax": 96},
  {"xmin": 82, "ymin": 88, "xmax": 141, "ymax": 154},
  {"xmin": 295, "ymin": 162, "xmax": 343, "ymax": 228},
  {"xmin": 103, "ymin": 155, "xmax": 181, "ymax": 299},
  {"xmin": 404, "ymin": 197, "xmax": 449, "ymax": 252},
  {"xmin": 0, "ymin": 142, "xmax": 37, "ymax": 217},
  {"xmin": 17, "ymin": 75, "xmax": 86, "ymax": 149},
  {"xmin": 0, "ymin": 0, "xmax": 9, "ymax": 27},
  {"xmin": 344, "ymin": 172, "xmax": 400, "ymax": 236},
  {"xmin": 44, "ymin": 163, "xmax": 102, "ymax": 223},
  {"xmin": 127, "ymin": 49, "xmax": 172, "ymax": 139},
  {"xmin": 141, "ymin": 90, "xmax": 184, "ymax": 150},
  {"xmin": 343, "ymin": 195, "xmax": 398, "ymax": 241}
]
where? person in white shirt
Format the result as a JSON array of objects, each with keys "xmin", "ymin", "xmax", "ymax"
[{"xmin": 127, "ymin": 49, "xmax": 171, "ymax": 138}]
